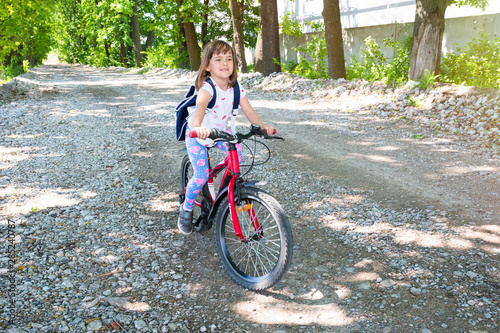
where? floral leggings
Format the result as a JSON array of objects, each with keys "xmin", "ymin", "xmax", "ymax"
[{"xmin": 183, "ymin": 127, "xmax": 242, "ymax": 211}]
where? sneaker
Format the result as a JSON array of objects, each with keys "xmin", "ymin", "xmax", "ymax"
[{"xmin": 177, "ymin": 205, "xmax": 193, "ymax": 235}]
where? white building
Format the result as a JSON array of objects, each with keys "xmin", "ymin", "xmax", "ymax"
[{"xmin": 276, "ymin": 0, "xmax": 500, "ymax": 64}]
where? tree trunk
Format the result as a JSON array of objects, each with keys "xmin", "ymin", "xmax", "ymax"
[
  {"xmin": 176, "ymin": 0, "xmax": 189, "ymax": 69},
  {"xmin": 408, "ymin": 0, "xmax": 447, "ymax": 81},
  {"xmin": 177, "ymin": 20, "xmax": 189, "ymax": 69},
  {"xmin": 130, "ymin": 0, "xmax": 142, "ymax": 67},
  {"xmin": 201, "ymin": 0, "xmax": 209, "ymax": 47},
  {"xmin": 261, "ymin": 0, "xmax": 281, "ymax": 75},
  {"xmin": 104, "ymin": 40, "xmax": 110, "ymax": 60},
  {"xmin": 183, "ymin": 22, "xmax": 202, "ymax": 70},
  {"xmin": 144, "ymin": 30, "xmax": 156, "ymax": 52},
  {"xmin": 119, "ymin": 41, "xmax": 128, "ymax": 68},
  {"xmin": 142, "ymin": 0, "xmax": 163, "ymax": 62},
  {"xmin": 229, "ymin": 0, "xmax": 247, "ymax": 73},
  {"xmin": 322, "ymin": 0, "xmax": 346, "ymax": 79},
  {"xmin": 253, "ymin": 22, "xmax": 264, "ymax": 73},
  {"xmin": 4, "ymin": 53, "xmax": 11, "ymax": 67}
]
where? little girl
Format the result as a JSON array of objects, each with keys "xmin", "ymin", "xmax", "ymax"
[{"xmin": 178, "ymin": 40, "xmax": 274, "ymax": 234}]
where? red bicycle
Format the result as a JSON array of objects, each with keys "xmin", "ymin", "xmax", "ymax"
[{"xmin": 179, "ymin": 124, "xmax": 293, "ymax": 290}]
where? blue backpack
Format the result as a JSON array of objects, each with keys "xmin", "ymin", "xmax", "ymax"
[{"xmin": 175, "ymin": 78, "xmax": 241, "ymax": 141}]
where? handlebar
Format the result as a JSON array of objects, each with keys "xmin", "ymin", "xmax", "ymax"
[{"xmin": 188, "ymin": 124, "xmax": 284, "ymax": 142}]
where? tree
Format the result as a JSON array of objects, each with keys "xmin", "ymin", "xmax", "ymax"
[
  {"xmin": 178, "ymin": 0, "xmax": 203, "ymax": 71},
  {"xmin": 229, "ymin": 0, "xmax": 247, "ymax": 73},
  {"xmin": 130, "ymin": 0, "xmax": 142, "ymax": 67},
  {"xmin": 260, "ymin": 0, "xmax": 281, "ymax": 75},
  {"xmin": 202, "ymin": 0, "xmax": 260, "ymax": 54},
  {"xmin": 143, "ymin": 0, "xmax": 165, "ymax": 61},
  {"xmin": 201, "ymin": 0, "xmax": 209, "ymax": 47},
  {"xmin": 409, "ymin": 0, "xmax": 489, "ymax": 80},
  {"xmin": 183, "ymin": 20, "xmax": 202, "ymax": 70},
  {"xmin": 322, "ymin": 0, "xmax": 345, "ymax": 79},
  {"xmin": 1, "ymin": 0, "xmax": 56, "ymax": 75},
  {"xmin": 253, "ymin": 21, "xmax": 264, "ymax": 73}
]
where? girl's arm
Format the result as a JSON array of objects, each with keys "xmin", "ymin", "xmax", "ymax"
[
  {"xmin": 191, "ymin": 89, "xmax": 212, "ymax": 140},
  {"xmin": 239, "ymin": 96, "xmax": 275, "ymax": 134}
]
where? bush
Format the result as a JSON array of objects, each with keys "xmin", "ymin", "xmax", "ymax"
[
  {"xmin": 440, "ymin": 31, "xmax": 500, "ymax": 89},
  {"xmin": 1, "ymin": 56, "xmax": 29, "ymax": 83},
  {"xmin": 346, "ymin": 33, "xmax": 412, "ymax": 86},
  {"xmin": 144, "ymin": 44, "xmax": 179, "ymax": 69},
  {"xmin": 279, "ymin": 13, "xmax": 328, "ymax": 79}
]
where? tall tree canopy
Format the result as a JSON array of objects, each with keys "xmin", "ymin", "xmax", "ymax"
[
  {"xmin": 50, "ymin": 0, "xmax": 260, "ymax": 71},
  {"xmin": 1, "ymin": 0, "xmax": 57, "ymax": 71}
]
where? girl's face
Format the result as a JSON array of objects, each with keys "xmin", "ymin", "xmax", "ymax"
[{"xmin": 206, "ymin": 51, "xmax": 234, "ymax": 83}]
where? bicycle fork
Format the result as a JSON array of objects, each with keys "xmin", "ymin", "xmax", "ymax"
[{"xmin": 227, "ymin": 177, "xmax": 262, "ymax": 243}]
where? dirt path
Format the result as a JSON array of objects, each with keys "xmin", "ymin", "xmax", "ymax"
[
  {"xmin": 2, "ymin": 64, "xmax": 499, "ymax": 332},
  {"xmin": 257, "ymin": 97, "xmax": 500, "ymax": 225}
]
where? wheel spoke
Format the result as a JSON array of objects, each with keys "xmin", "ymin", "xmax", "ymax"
[{"xmin": 249, "ymin": 243, "xmax": 272, "ymax": 275}]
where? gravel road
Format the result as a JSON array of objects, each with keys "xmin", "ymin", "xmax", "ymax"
[{"xmin": 0, "ymin": 64, "xmax": 499, "ymax": 333}]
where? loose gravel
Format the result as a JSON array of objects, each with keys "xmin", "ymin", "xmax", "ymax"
[{"xmin": 0, "ymin": 64, "xmax": 499, "ymax": 333}]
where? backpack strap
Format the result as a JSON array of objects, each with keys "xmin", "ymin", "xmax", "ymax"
[
  {"xmin": 233, "ymin": 81, "xmax": 240, "ymax": 113},
  {"xmin": 205, "ymin": 78, "xmax": 217, "ymax": 109},
  {"xmin": 230, "ymin": 81, "xmax": 241, "ymax": 134}
]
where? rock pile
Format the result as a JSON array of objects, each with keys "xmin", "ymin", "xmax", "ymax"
[{"xmin": 241, "ymin": 72, "xmax": 500, "ymax": 149}]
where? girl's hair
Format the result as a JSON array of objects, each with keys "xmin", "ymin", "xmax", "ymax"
[{"xmin": 195, "ymin": 40, "xmax": 238, "ymax": 90}]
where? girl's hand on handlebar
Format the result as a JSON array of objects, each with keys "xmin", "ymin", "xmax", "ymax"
[
  {"xmin": 262, "ymin": 124, "xmax": 276, "ymax": 135},
  {"xmin": 192, "ymin": 126, "xmax": 210, "ymax": 140}
]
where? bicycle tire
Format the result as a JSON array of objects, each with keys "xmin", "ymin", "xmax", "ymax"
[
  {"xmin": 180, "ymin": 155, "xmax": 190, "ymax": 190},
  {"xmin": 214, "ymin": 187, "xmax": 293, "ymax": 290},
  {"xmin": 180, "ymin": 155, "xmax": 210, "ymax": 232}
]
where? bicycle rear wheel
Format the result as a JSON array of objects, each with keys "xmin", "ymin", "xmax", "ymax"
[
  {"xmin": 180, "ymin": 155, "xmax": 191, "ymax": 191},
  {"xmin": 214, "ymin": 187, "xmax": 293, "ymax": 290}
]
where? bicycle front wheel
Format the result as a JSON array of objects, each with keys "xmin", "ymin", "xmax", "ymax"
[{"xmin": 214, "ymin": 187, "xmax": 293, "ymax": 290}]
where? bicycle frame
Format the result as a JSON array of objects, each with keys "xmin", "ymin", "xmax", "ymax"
[{"xmin": 190, "ymin": 141, "xmax": 260, "ymax": 242}]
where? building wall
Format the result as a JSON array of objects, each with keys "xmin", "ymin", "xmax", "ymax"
[
  {"xmin": 277, "ymin": 0, "xmax": 500, "ymax": 29},
  {"xmin": 278, "ymin": 12, "xmax": 500, "ymax": 66},
  {"xmin": 273, "ymin": 0, "xmax": 500, "ymax": 66}
]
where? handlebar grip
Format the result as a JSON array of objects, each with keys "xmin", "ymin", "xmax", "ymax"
[
  {"xmin": 188, "ymin": 131, "xmax": 198, "ymax": 138},
  {"xmin": 265, "ymin": 129, "xmax": 277, "ymax": 135}
]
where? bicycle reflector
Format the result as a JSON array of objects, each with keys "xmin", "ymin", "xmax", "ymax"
[{"xmin": 236, "ymin": 204, "xmax": 252, "ymax": 212}]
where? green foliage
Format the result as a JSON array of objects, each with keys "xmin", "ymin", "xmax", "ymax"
[
  {"xmin": 0, "ymin": 0, "xmax": 57, "ymax": 81},
  {"xmin": 54, "ymin": 0, "xmax": 136, "ymax": 67},
  {"xmin": 144, "ymin": 44, "xmax": 178, "ymax": 68},
  {"xmin": 52, "ymin": 0, "xmax": 260, "ymax": 69},
  {"xmin": 294, "ymin": 21, "xmax": 328, "ymax": 79},
  {"xmin": 203, "ymin": 0, "xmax": 260, "ymax": 48},
  {"xmin": 346, "ymin": 33, "xmax": 412, "ymax": 86},
  {"xmin": 450, "ymin": 0, "xmax": 489, "ymax": 10},
  {"xmin": 1, "ymin": 54, "xmax": 28, "ymax": 83},
  {"xmin": 417, "ymin": 69, "xmax": 440, "ymax": 89},
  {"xmin": 279, "ymin": 12, "xmax": 412, "ymax": 82},
  {"xmin": 279, "ymin": 11, "xmax": 304, "ymax": 38},
  {"xmin": 279, "ymin": 12, "xmax": 328, "ymax": 79},
  {"xmin": 281, "ymin": 60, "xmax": 299, "ymax": 73},
  {"xmin": 407, "ymin": 95, "xmax": 426, "ymax": 108},
  {"xmin": 440, "ymin": 31, "xmax": 500, "ymax": 89}
]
